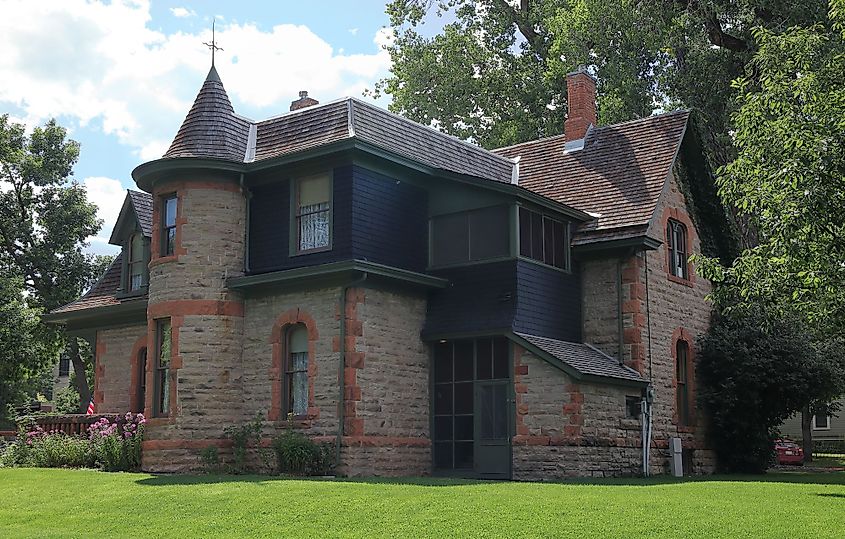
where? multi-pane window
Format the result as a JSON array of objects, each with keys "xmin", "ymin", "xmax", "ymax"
[
  {"xmin": 430, "ymin": 206, "xmax": 510, "ymax": 267},
  {"xmin": 667, "ymin": 219, "xmax": 688, "ymax": 279},
  {"xmin": 519, "ymin": 207, "xmax": 568, "ymax": 270},
  {"xmin": 155, "ymin": 319, "xmax": 172, "ymax": 417},
  {"xmin": 161, "ymin": 195, "xmax": 178, "ymax": 256},
  {"xmin": 128, "ymin": 233, "xmax": 146, "ymax": 291},
  {"xmin": 295, "ymin": 174, "xmax": 331, "ymax": 252},
  {"xmin": 676, "ymin": 340, "xmax": 691, "ymax": 426},
  {"xmin": 134, "ymin": 348, "xmax": 147, "ymax": 414},
  {"xmin": 285, "ymin": 325, "xmax": 309, "ymax": 416}
]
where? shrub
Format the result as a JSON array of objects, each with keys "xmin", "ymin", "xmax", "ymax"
[
  {"xmin": 271, "ymin": 431, "xmax": 335, "ymax": 476},
  {"xmin": 88, "ymin": 413, "xmax": 146, "ymax": 471},
  {"xmin": 223, "ymin": 413, "xmax": 264, "ymax": 474},
  {"xmin": 698, "ymin": 310, "xmax": 844, "ymax": 473},
  {"xmin": 199, "ymin": 446, "xmax": 221, "ymax": 472}
]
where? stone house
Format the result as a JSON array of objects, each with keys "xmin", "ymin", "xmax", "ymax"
[{"xmin": 47, "ymin": 65, "xmax": 718, "ymax": 478}]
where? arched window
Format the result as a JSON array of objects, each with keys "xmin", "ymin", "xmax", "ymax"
[
  {"xmin": 666, "ymin": 219, "xmax": 688, "ymax": 279},
  {"xmin": 285, "ymin": 325, "xmax": 309, "ymax": 417},
  {"xmin": 675, "ymin": 340, "xmax": 691, "ymax": 426}
]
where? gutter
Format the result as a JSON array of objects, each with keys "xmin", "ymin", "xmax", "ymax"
[{"xmin": 336, "ymin": 272, "xmax": 369, "ymax": 467}]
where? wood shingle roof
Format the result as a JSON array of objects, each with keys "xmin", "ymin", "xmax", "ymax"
[{"xmin": 495, "ymin": 110, "xmax": 689, "ymax": 243}]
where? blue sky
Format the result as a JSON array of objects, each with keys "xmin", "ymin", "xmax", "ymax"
[{"xmin": 0, "ymin": 0, "xmax": 394, "ymax": 254}]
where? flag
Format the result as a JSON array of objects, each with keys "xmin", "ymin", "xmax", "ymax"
[{"xmin": 86, "ymin": 399, "xmax": 95, "ymax": 415}]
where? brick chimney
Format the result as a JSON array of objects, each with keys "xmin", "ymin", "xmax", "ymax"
[
  {"xmin": 564, "ymin": 67, "xmax": 596, "ymax": 142},
  {"xmin": 290, "ymin": 90, "xmax": 319, "ymax": 111}
]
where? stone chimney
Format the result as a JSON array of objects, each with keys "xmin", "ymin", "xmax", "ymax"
[
  {"xmin": 290, "ymin": 91, "xmax": 319, "ymax": 111},
  {"xmin": 564, "ymin": 67, "xmax": 596, "ymax": 142}
]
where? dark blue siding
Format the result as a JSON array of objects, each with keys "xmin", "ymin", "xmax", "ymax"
[
  {"xmin": 423, "ymin": 260, "xmax": 517, "ymax": 337},
  {"xmin": 350, "ymin": 165, "xmax": 428, "ymax": 272},
  {"xmin": 513, "ymin": 259, "xmax": 581, "ymax": 342},
  {"xmin": 248, "ymin": 167, "xmax": 353, "ymax": 273}
]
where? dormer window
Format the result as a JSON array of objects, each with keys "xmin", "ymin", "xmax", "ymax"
[
  {"xmin": 128, "ymin": 233, "xmax": 145, "ymax": 291},
  {"xmin": 294, "ymin": 174, "xmax": 331, "ymax": 253},
  {"xmin": 667, "ymin": 219, "xmax": 688, "ymax": 279}
]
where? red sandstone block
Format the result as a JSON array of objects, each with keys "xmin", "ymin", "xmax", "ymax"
[
  {"xmin": 344, "ymin": 367, "xmax": 356, "ymax": 385},
  {"xmin": 526, "ymin": 436, "xmax": 551, "ymax": 446},
  {"xmin": 569, "ymin": 414, "xmax": 584, "ymax": 426},
  {"xmin": 515, "ymin": 365, "xmax": 528, "ymax": 376},
  {"xmin": 347, "ymin": 352, "xmax": 365, "ymax": 369},
  {"xmin": 564, "ymin": 425, "xmax": 581, "ymax": 437},
  {"xmin": 562, "ymin": 403, "xmax": 579, "ymax": 414},
  {"xmin": 621, "ymin": 299, "xmax": 642, "ymax": 314},
  {"xmin": 570, "ymin": 392, "xmax": 584, "ymax": 404},
  {"xmin": 623, "ymin": 327, "xmax": 642, "ymax": 344},
  {"xmin": 514, "ymin": 383, "xmax": 527, "ymax": 394},
  {"xmin": 344, "ymin": 386, "xmax": 362, "ymax": 400},
  {"xmin": 516, "ymin": 424, "xmax": 529, "ymax": 436},
  {"xmin": 517, "ymin": 404, "xmax": 529, "ymax": 415}
]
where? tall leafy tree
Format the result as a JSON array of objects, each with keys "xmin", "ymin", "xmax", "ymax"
[
  {"xmin": 698, "ymin": 2, "xmax": 845, "ymax": 331},
  {"xmin": 0, "ymin": 114, "xmax": 103, "ymax": 413},
  {"xmin": 375, "ymin": 0, "xmax": 828, "ymax": 168},
  {"xmin": 0, "ymin": 273, "xmax": 53, "ymax": 427}
]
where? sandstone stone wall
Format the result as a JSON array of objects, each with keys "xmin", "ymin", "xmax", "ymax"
[
  {"xmin": 142, "ymin": 181, "xmax": 247, "ymax": 472},
  {"xmin": 513, "ymin": 348, "xmax": 644, "ymax": 479},
  {"xmin": 577, "ymin": 169, "xmax": 716, "ymax": 476},
  {"xmin": 641, "ymin": 170, "xmax": 716, "ymax": 474},
  {"xmin": 94, "ymin": 324, "xmax": 147, "ymax": 414}
]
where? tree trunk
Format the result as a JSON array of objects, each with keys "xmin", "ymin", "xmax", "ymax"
[
  {"xmin": 68, "ymin": 337, "xmax": 91, "ymax": 413},
  {"xmin": 801, "ymin": 406, "xmax": 813, "ymax": 463}
]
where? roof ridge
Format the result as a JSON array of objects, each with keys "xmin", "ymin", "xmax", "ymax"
[{"xmin": 493, "ymin": 109, "xmax": 690, "ymax": 154}]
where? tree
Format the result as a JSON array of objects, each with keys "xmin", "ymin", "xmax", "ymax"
[
  {"xmin": 375, "ymin": 0, "xmax": 828, "ymax": 169},
  {"xmin": 697, "ymin": 310, "xmax": 845, "ymax": 473},
  {"xmin": 0, "ymin": 273, "xmax": 53, "ymax": 427},
  {"xmin": 697, "ymin": 2, "xmax": 845, "ymax": 332},
  {"xmin": 0, "ymin": 114, "xmax": 104, "ymax": 413}
]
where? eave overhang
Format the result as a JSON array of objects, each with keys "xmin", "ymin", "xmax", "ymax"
[
  {"xmin": 228, "ymin": 259, "xmax": 449, "ymax": 293},
  {"xmin": 42, "ymin": 298, "xmax": 148, "ymax": 330}
]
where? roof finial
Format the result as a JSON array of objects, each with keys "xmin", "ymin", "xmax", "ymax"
[{"xmin": 203, "ymin": 20, "xmax": 223, "ymax": 67}]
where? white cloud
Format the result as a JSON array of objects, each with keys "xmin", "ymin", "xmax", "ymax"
[
  {"xmin": 83, "ymin": 176, "xmax": 126, "ymax": 254},
  {"xmin": 170, "ymin": 7, "xmax": 195, "ymax": 18},
  {"xmin": 348, "ymin": 28, "xmax": 359, "ymax": 36},
  {"xmin": 0, "ymin": 1, "xmax": 392, "ymax": 164}
]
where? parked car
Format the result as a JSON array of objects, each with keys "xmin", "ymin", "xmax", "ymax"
[{"xmin": 775, "ymin": 438, "xmax": 804, "ymax": 465}]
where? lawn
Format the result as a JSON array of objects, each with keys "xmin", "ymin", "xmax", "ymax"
[{"xmin": 1, "ymin": 469, "xmax": 844, "ymax": 538}]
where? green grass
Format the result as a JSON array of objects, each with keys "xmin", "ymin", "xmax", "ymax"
[
  {"xmin": 813, "ymin": 454, "xmax": 845, "ymax": 468},
  {"xmin": 1, "ymin": 469, "xmax": 844, "ymax": 538}
]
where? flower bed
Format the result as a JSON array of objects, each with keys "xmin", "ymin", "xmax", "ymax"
[{"xmin": 0, "ymin": 413, "xmax": 145, "ymax": 471}]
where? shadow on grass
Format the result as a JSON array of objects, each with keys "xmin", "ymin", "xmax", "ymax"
[
  {"xmin": 134, "ymin": 474, "xmax": 489, "ymax": 488},
  {"xmin": 817, "ymin": 492, "xmax": 845, "ymax": 499},
  {"xmin": 134, "ymin": 471, "xmax": 845, "ymax": 488}
]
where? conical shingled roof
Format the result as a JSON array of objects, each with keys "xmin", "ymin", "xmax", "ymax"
[{"xmin": 163, "ymin": 65, "xmax": 251, "ymax": 161}]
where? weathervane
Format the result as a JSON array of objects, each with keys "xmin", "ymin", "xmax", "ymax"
[{"xmin": 202, "ymin": 20, "xmax": 223, "ymax": 67}]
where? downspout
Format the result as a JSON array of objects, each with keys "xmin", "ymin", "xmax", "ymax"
[
  {"xmin": 336, "ymin": 273, "xmax": 369, "ymax": 467},
  {"xmin": 616, "ymin": 258, "xmax": 624, "ymax": 364},
  {"xmin": 642, "ymin": 249, "xmax": 655, "ymax": 476},
  {"xmin": 240, "ymin": 173, "xmax": 251, "ymax": 274}
]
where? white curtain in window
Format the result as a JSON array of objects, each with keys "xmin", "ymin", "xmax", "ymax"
[
  {"xmin": 291, "ymin": 351, "xmax": 308, "ymax": 416},
  {"xmin": 299, "ymin": 203, "xmax": 330, "ymax": 250}
]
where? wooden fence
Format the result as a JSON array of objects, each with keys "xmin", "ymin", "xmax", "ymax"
[{"xmin": 33, "ymin": 414, "xmax": 121, "ymax": 436}]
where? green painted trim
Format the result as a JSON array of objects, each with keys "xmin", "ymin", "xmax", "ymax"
[
  {"xmin": 573, "ymin": 234, "xmax": 661, "ymax": 256},
  {"xmin": 227, "ymin": 259, "xmax": 449, "ymax": 291},
  {"xmin": 132, "ymin": 158, "xmax": 246, "ymax": 192},
  {"xmin": 427, "ymin": 255, "xmax": 515, "ymax": 272},
  {"xmin": 421, "ymin": 329, "xmax": 514, "ymax": 342},
  {"xmin": 43, "ymin": 299, "xmax": 148, "ymax": 326},
  {"xmin": 516, "ymin": 255, "xmax": 571, "ymax": 275},
  {"xmin": 506, "ymin": 332, "xmax": 649, "ymax": 388}
]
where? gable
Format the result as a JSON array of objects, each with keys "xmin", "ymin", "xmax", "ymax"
[
  {"xmin": 494, "ymin": 111, "xmax": 690, "ymax": 245},
  {"xmin": 108, "ymin": 191, "xmax": 153, "ymax": 245}
]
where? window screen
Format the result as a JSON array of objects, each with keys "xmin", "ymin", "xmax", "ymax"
[{"xmin": 431, "ymin": 206, "xmax": 509, "ymax": 266}]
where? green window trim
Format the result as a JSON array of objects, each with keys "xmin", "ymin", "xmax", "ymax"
[
  {"xmin": 161, "ymin": 194, "xmax": 178, "ymax": 257},
  {"xmin": 154, "ymin": 319, "xmax": 172, "ymax": 418}
]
